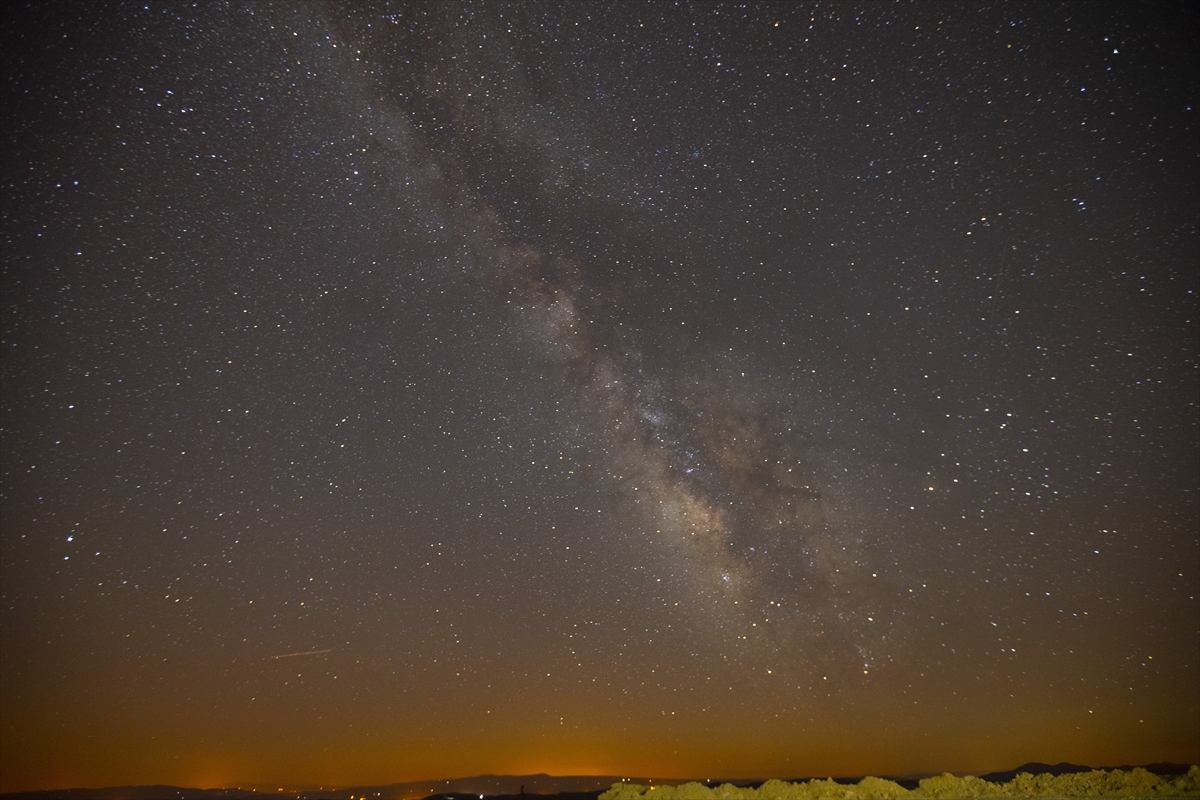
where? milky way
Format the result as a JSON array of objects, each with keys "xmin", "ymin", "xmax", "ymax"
[{"xmin": 367, "ymin": 8, "xmax": 897, "ymax": 672}]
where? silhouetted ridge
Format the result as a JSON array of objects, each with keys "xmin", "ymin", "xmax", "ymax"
[
  {"xmin": 0, "ymin": 789, "xmax": 258, "ymax": 800},
  {"xmin": 978, "ymin": 763, "xmax": 1095, "ymax": 783}
]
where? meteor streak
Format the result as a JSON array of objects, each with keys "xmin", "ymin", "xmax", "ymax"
[{"xmin": 270, "ymin": 649, "xmax": 333, "ymax": 659}]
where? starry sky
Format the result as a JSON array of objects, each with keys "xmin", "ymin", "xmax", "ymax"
[{"xmin": 2, "ymin": 0, "xmax": 1197, "ymax": 793}]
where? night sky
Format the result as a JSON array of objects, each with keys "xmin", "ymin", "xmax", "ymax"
[{"xmin": 2, "ymin": 0, "xmax": 1197, "ymax": 792}]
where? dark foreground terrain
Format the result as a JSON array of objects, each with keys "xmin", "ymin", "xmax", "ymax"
[{"xmin": 3, "ymin": 764, "xmax": 1196, "ymax": 800}]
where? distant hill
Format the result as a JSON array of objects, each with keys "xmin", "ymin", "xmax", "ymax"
[
  {"xmin": 343, "ymin": 774, "xmax": 638, "ymax": 798},
  {"xmin": 0, "ymin": 775, "xmax": 648, "ymax": 800},
  {"xmin": 0, "ymin": 789, "xmax": 259, "ymax": 800}
]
